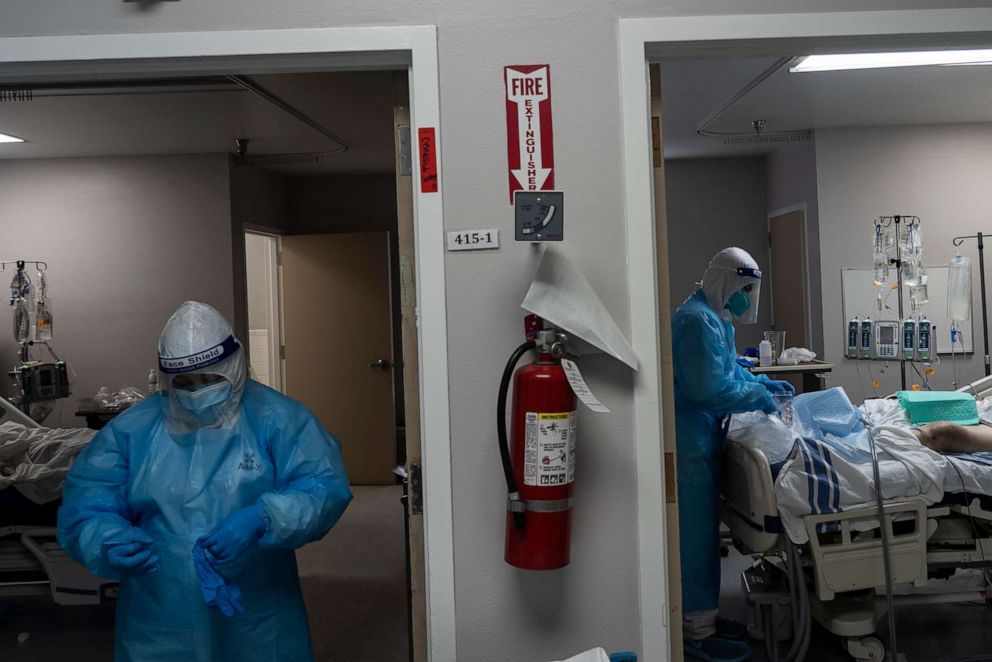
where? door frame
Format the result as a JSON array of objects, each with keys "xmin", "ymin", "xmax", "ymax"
[
  {"xmin": 0, "ymin": 26, "xmax": 455, "ymax": 661},
  {"xmin": 620, "ymin": 9, "xmax": 992, "ymax": 660},
  {"xmin": 767, "ymin": 202, "xmax": 811, "ymax": 348}
]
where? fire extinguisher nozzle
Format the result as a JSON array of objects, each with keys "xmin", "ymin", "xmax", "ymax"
[{"xmin": 512, "ymin": 512, "xmax": 525, "ymax": 530}]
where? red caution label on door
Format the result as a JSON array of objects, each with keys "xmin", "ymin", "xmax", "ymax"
[{"xmin": 418, "ymin": 128, "xmax": 438, "ymax": 193}]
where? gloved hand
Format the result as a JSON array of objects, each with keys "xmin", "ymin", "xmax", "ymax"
[
  {"xmin": 200, "ymin": 504, "xmax": 268, "ymax": 565},
  {"xmin": 104, "ymin": 527, "xmax": 159, "ymax": 577},
  {"xmin": 193, "ymin": 539, "xmax": 244, "ymax": 617},
  {"xmin": 758, "ymin": 391, "xmax": 779, "ymax": 415},
  {"xmin": 765, "ymin": 379, "xmax": 796, "ymax": 397}
]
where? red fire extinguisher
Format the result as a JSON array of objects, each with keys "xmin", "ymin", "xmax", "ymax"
[{"xmin": 498, "ymin": 315, "xmax": 577, "ymax": 570}]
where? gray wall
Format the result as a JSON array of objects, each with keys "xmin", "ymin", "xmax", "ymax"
[
  {"xmin": 2, "ymin": 3, "xmax": 986, "ymax": 660},
  {"xmin": 665, "ymin": 157, "xmax": 770, "ymax": 349},
  {"xmin": 229, "ymin": 160, "xmax": 290, "ymax": 344},
  {"xmin": 766, "ymin": 138, "xmax": 824, "ymax": 356},
  {"xmin": 0, "ymin": 155, "xmax": 234, "ymax": 425},
  {"xmin": 817, "ymin": 123, "xmax": 992, "ymax": 400}
]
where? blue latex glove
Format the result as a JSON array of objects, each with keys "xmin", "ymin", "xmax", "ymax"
[
  {"xmin": 192, "ymin": 540, "xmax": 244, "ymax": 617},
  {"xmin": 758, "ymin": 393, "xmax": 779, "ymax": 415},
  {"xmin": 103, "ymin": 527, "xmax": 159, "ymax": 577},
  {"xmin": 200, "ymin": 504, "xmax": 267, "ymax": 565},
  {"xmin": 765, "ymin": 379, "xmax": 796, "ymax": 397}
]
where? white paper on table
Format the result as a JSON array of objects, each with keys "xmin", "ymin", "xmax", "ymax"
[{"xmin": 522, "ymin": 248, "xmax": 639, "ymax": 370}]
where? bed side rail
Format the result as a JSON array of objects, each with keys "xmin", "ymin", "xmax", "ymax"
[
  {"xmin": 805, "ymin": 501, "xmax": 928, "ymax": 601},
  {"xmin": 720, "ymin": 439, "xmax": 782, "ymax": 555}
]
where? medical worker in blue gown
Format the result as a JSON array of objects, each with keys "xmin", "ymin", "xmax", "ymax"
[
  {"xmin": 57, "ymin": 300, "xmax": 352, "ymax": 662},
  {"xmin": 672, "ymin": 247, "xmax": 794, "ymax": 662}
]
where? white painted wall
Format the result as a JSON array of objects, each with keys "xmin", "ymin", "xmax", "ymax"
[
  {"xmin": 2, "ymin": 3, "xmax": 988, "ymax": 660},
  {"xmin": 817, "ymin": 124, "xmax": 992, "ymax": 401},
  {"xmin": 0, "ymin": 155, "xmax": 234, "ymax": 425}
]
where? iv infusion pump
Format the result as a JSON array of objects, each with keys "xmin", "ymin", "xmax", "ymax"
[
  {"xmin": 873, "ymin": 321, "xmax": 900, "ymax": 359},
  {"xmin": 846, "ymin": 317, "xmax": 932, "ymax": 361}
]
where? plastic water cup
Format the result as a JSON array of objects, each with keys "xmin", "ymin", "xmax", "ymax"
[{"xmin": 764, "ymin": 330, "xmax": 786, "ymax": 365}]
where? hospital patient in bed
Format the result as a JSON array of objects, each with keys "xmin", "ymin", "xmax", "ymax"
[
  {"xmin": 733, "ymin": 387, "xmax": 992, "ymax": 470},
  {"xmin": 913, "ymin": 421, "xmax": 992, "ymax": 454}
]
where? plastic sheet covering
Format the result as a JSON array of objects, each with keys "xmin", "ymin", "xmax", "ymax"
[
  {"xmin": 727, "ymin": 410, "xmax": 807, "ymax": 465},
  {"xmin": 546, "ymin": 648, "xmax": 611, "ymax": 662},
  {"xmin": 0, "ymin": 421, "xmax": 96, "ymax": 504}
]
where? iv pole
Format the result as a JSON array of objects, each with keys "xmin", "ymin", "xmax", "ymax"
[
  {"xmin": 951, "ymin": 232, "xmax": 990, "ymax": 376},
  {"xmin": 877, "ymin": 215, "xmax": 910, "ymax": 390}
]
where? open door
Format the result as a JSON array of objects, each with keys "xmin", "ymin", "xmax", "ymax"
[
  {"xmin": 394, "ymin": 71, "xmax": 428, "ymax": 662},
  {"xmin": 651, "ymin": 63, "xmax": 685, "ymax": 662},
  {"xmin": 281, "ymin": 231, "xmax": 397, "ymax": 485},
  {"xmin": 768, "ymin": 207, "xmax": 810, "ymax": 349}
]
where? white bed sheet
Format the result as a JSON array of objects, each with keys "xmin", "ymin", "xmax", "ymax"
[{"xmin": 769, "ymin": 398, "xmax": 992, "ymax": 544}]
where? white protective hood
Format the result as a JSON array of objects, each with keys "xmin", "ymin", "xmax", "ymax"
[
  {"xmin": 157, "ymin": 301, "xmax": 247, "ymax": 435},
  {"xmin": 700, "ymin": 246, "xmax": 762, "ymax": 324}
]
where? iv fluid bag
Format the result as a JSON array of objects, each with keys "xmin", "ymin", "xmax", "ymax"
[
  {"xmin": 13, "ymin": 299, "xmax": 29, "ymax": 344},
  {"xmin": 902, "ymin": 257, "xmax": 921, "ymax": 287},
  {"xmin": 948, "ymin": 254, "xmax": 972, "ymax": 321}
]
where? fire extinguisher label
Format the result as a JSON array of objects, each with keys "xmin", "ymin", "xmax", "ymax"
[{"xmin": 523, "ymin": 411, "xmax": 577, "ymax": 487}]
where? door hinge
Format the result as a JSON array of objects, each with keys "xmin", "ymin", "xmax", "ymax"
[
  {"xmin": 279, "ymin": 345, "xmax": 286, "ymax": 360},
  {"xmin": 276, "ymin": 250, "xmax": 283, "ymax": 267},
  {"xmin": 651, "ymin": 116, "xmax": 662, "ymax": 168},
  {"xmin": 398, "ymin": 125, "xmax": 412, "ymax": 176},
  {"xmin": 410, "ymin": 462, "xmax": 423, "ymax": 514},
  {"xmin": 768, "ymin": 232, "xmax": 773, "ymax": 247}
]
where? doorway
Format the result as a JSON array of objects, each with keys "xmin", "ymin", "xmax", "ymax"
[
  {"xmin": 622, "ymin": 9, "xmax": 992, "ymax": 662},
  {"xmin": 0, "ymin": 26, "xmax": 452, "ymax": 661},
  {"xmin": 244, "ymin": 230, "xmax": 283, "ymax": 391}
]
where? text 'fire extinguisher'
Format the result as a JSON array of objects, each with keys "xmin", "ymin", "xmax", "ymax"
[{"xmin": 499, "ymin": 314, "xmax": 577, "ymax": 571}]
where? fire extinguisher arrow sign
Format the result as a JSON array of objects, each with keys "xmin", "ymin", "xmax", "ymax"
[{"xmin": 505, "ymin": 64, "xmax": 554, "ymax": 202}]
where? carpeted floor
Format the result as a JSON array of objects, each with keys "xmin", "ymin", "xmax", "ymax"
[{"xmin": 0, "ymin": 485, "xmax": 410, "ymax": 662}]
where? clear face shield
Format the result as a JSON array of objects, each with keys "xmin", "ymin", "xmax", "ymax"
[{"xmin": 730, "ymin": 268, "xmax": 761, "ymax": 325}]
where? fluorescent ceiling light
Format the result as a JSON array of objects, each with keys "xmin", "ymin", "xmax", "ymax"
[
  {"xmin": 0, "ymin": 132, "xmax": 24, "ymax": 144},
  {"xmin": 790, "ymin": 49, "xmax": 992, "ymax": 73}
]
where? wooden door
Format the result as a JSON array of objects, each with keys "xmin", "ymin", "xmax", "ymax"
[
  {"xmin": 281, "ymin": 232, "xmax": 396, "ymax": 485},
  {"xmin": 394, "ymin": 70, "xmax": 428, "ymax": 662},
  {"xmin": 769, "ymin": 209, "xmax": 810, "ymax": 348},
  {"xmin": 651, "ymin": 63, "xmax": 685, "ymax": 662}
]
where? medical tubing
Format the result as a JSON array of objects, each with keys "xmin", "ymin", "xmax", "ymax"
[
  {"xmin": 788, "ymin": 540, "xmax": 811, "ymax": 662},
  {"xmin": 946, "ymin": 458, "xmax": 992, "ymax": 610},
  {"xmin": 498, "ymin": 340, "xmax": 535, "ymax": 530},
  {"xmin": 863, "ymin": 417, "xmax": 904, "ymax": 660},
  {"xmin": 768, "ymin": 541, "xmax": 810, "ymax": 662}
]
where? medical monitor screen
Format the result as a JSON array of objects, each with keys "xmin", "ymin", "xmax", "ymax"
[{"xmin": 879, "ymin": 326, "xmax": 895, "ymax": 345}]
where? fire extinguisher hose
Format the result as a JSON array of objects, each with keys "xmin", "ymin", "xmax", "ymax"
[{"xmin": 498, "ymin": 340, "xmax": 535, "ymax": 530}]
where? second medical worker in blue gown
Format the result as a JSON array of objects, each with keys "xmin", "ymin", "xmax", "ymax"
[
  {"xmin": 672, "ymin": 247, "xmax": 794, "ymax": 662},
  {"xmin": 58, "ymin": 300, "xmax": 352, "ymax": 661}
]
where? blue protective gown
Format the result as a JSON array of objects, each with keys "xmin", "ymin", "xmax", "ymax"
[
  {"xmin": 672, "ymin": 289, "xmax": 774, "ymax": 613},
  {"xmin": 57, "ymin": 380, "xmax": 352, "ymax": 662}
]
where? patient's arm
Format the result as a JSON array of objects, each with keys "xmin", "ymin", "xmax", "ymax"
[{"xmin": 912, "ymin": 422, "xmax": 992, "ymax": 454}]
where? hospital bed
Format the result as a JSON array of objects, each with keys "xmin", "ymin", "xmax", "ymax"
[
  {"xmin": 720, "ymin": 376, "xmax": 992, "ymax": 662},
  {"xmin": 0, "ymin": 396, "xmax": 115, "ymax": 606}
]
